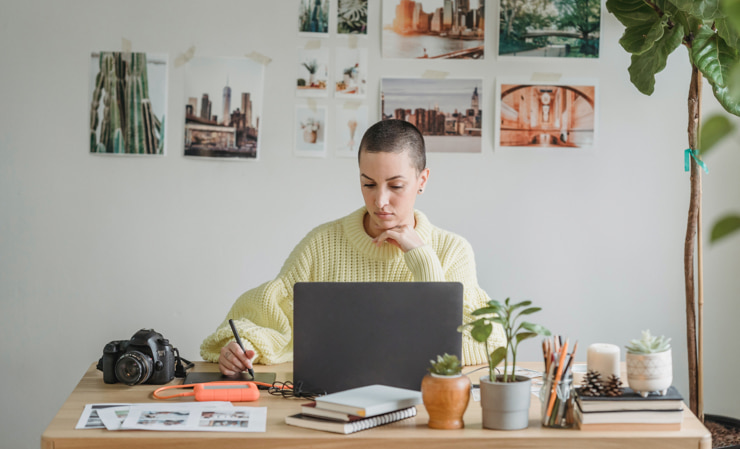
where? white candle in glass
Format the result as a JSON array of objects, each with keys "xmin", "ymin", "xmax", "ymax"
[{"xmin": 587, "ymin": 343, "xmax": 620, "ymax": 381}]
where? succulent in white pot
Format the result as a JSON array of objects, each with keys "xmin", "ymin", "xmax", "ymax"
[{"xmin": 625, "ymin": 330, "xmax": 672, "ymax": 397}]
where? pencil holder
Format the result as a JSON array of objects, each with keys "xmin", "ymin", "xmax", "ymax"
[{"xmin": 539, "ymin": 374, "xmax": 574, "ymax": 428}]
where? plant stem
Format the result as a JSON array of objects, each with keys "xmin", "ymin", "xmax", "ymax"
[{"xmin": 684, "ymin": 64, "xmax": 702, "ymax": 419}]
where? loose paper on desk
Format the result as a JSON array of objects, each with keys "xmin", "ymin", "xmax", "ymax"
[
  {"xmin": 98, "ymin": 403, "xmax": 236, "ymax": 431},
  {"xmin": 75, "ymin": 403, "xmax": 131, "ymax": 429},
  {"xmin": 119, "ymin": 403, "xmax": 267, "ymax": 432}
]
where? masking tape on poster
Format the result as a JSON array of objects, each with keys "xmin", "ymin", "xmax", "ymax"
[
  {"xmin": 422, "ymin": 70, "xmax": 449, "ymax": 79},
  {"xmin": 348, "ymin": 35, "xmax": 358, "ymax": 49},
  {"xmin": 121, "ymin": 38, "xmax": 132, "ymax": 55},
  {"xmin": 305, "ymin": 40, "xmax": 322, "ymax": 50},
  {"xmin": 307, "ymin": 98, "xmax": 318, "ymax": 112},
  {"xmin": 175, "ymin": 46, "xmax": 196, "ymax": 68},
  {"xmin": 530, "ymin": 72, "xmax": 562, "ymax": 83},
  {"xmin": 246, "ymin": 51, "xmax": 272, "ymax": 66}
]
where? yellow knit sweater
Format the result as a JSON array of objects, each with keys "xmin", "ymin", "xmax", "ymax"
[{"xmin": 200, "ymin": 207, "xmax": 505, "ymax": 366}]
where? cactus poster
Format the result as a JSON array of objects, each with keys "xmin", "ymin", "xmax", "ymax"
[
  {"xmin": 184, "ymin": 57, "xmax": 264, "ymax": 159},
  {"xmin": 89, "ymin": 52, "xmax": 168, "ymax": 155}
]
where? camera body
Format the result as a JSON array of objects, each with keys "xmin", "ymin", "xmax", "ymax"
[{"xmin": 98, "ymin": 329, "xmax": 176, "ymax": 385}]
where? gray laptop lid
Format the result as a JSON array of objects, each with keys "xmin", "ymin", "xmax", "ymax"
[{"xmin": 293, "ymin": 282, "xmax": 463, "ymax": 394}]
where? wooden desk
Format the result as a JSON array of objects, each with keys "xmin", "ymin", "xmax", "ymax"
[{"xmin": 42, "ymin": 361, "xmax": 711, "ymax": 449}]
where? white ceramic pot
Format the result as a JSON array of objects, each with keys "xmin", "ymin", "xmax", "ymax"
[
  {"xmin": 626, "ymin": 349, "xmax": 672, "ymax": 397},
  {"xmin": 479, "ymin": 375, "xmax": 531, "ymax": 430}
]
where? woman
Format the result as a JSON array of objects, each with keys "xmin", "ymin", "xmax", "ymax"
[{"xmin": 201, "ymin": 119, "xmax": 504, "ymax": 375}]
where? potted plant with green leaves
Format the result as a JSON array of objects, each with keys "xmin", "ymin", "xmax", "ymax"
[
  {"xmin": 625, "ymin": 330, "xmax": 673, "ymax": 397},
  {"xmin": 301, "ymin": 59, "xmax": 318, "ymax": 87},
  {"xmin": 605, "ymin": 0, "xmax": 740, "ymax": 424},
  {"xmin": 459, "ymin": 298, "xmax": 551, "ymax": 430},
  {"xmin": 421, "ymin": 353, "xmax": 470, "ymax": 429}
]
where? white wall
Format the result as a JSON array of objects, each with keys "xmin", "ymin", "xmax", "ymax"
[{"xmin": 1, "ymin": 1, "xmax": 739, "ymax": 448}]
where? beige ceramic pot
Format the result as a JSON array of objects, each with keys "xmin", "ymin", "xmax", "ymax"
[{"xmin": 626, "ymin": 349, "xmax": 672, "ymax": 397}]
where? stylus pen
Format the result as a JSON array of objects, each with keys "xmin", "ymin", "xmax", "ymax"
[{"xmin": 228, "ymin": 319, "xmax": 255, "ymax": 380}]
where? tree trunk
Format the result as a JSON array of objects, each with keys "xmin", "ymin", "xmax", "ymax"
[{"xmin": 684, "ymin": 64, "xmax": 702, "ymax": 420}]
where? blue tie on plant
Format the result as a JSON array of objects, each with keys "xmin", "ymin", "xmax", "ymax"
[{"xmin": 459, "ymin": 298, "xmax": 551, "ymax": 383}]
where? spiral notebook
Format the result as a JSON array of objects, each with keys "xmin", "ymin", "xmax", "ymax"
[{"xmin": 284, "ymin": 406, "xmax": 417, "ymax": 434}]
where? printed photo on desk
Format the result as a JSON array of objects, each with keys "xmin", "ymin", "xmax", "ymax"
[
  {"xmin": 184, "ymin": 57, "xmax": 264, "ymax": 159},
  {"xmin": 381, "ymin": 77, "xmax": 482, "ymax": 153},
  {"xmin": 89, "ymin": 52, "xmax": 167, "ymax": 156},
  {"xmin": 382, "ymin": 0, "xmax": 485, "ymax": 59},
  {"xmin": 498, "ymin": 0, "xmax": 601, "ymax": 58},
  {"xmin": 495, "ymin": 78, "xmax": 598, "ymax": 149}
]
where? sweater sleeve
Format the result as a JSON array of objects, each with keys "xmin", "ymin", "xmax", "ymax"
[
  {"xmin": 426, "ymin": 235, "xmax": 506, "ymax": 366},
  {"xmin": 199, "ymin": 231, "xmax": 317, "ymax": 365}
]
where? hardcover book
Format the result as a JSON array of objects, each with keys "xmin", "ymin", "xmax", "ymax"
[
  {"xmin": 313, "ymin": 385, "xmax": 422, "ymax": 418},
  {"xmin": 575, "ymin": 386, "xmax": 684, "ymax": 412},
  {"xmin": 300, "ymin": 402, "xmax": 353, "ymax": 422}
]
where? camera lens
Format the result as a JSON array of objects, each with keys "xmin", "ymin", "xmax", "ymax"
[{"xmin": 115, "ymin": 351, "xmax": 153, "ymax": 385}]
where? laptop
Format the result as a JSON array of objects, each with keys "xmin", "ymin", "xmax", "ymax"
[{"xmin": 292, "ymin": 282, "xmax": 463, "ymax": 394}]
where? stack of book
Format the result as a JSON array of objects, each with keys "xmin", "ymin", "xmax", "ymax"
[
  {"xmin": 285, "ymin": 384, "xmax": 422, "ymax": 434},
  {"xmin": 574, "ymin": 385, "xmax": 684, "ymax": 430}
]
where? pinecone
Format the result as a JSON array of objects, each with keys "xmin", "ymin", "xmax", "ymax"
[
  {"xmin": 579, "ymin": 369, "xmax": 605, "ymax": 397},
  {"xmin": 604, "ymin": 374, "xmax": 624, "ymax": 397}
]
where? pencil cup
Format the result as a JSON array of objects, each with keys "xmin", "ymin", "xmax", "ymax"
[{"xmin": 539, "ymin": 374, "xmax": 574, "ymax": 429}]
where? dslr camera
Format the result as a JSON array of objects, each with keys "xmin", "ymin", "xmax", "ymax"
[{"xmin": 97, "ymin": 329, "xmax": 176, "ymax": 385}]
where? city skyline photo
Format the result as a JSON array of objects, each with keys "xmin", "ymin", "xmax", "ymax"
[
  {"xmin": 382, "ymin": 0, "xmax": 486, "ymax": 59},
  {"xmin": 184, "ymin": 56, "xmax": 264, "ymax": 159},
  {"xmin": 382, "ymin": 77, "xmax": 482, "ymax": 152}
]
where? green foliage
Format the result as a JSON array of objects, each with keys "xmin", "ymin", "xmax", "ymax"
[
  {"xmin": 606, "ymin": 0, "xmax": 740, "ymax": 115},
  {"xmin": 699, "ymin": 113, "xmax": 740, "ymax": 242},
  {"xmin": 337, "ymin": 0, "xmax": 367, "ymax": 34},
  {"xmin": 302, "ymin": 59, "xmax": 318, "ymax": 74},
  {"xmin": 711, "ymin": 214, "xmax": 740, "ymax": 242},
  {"xmin": 428, "ymin": 353, "xmax": 463, "ymax": 376},
  {"xmin": 458, "ymin": 298, "xmax": 550, "ymax": 383},
  {"xmin": 626, "ymin": 330, "xmax": 671, "ymax": 354},
  {"xmin": 700, "ymin": 114, "xmax": 736, "ymax": 155}
]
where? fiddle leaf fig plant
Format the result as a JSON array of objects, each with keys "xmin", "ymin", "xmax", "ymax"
[
  {"xmin": 459, "ymin": 298, "xmax": 550, "ymax": 383},
  {"xmin": 606, "ymin": 0, "xmax": 740, "ymax": 419}
]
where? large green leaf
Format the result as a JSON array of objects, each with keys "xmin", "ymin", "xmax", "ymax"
[
  {"xmin": 628, "ymin": 23, "xmax": 684, "ymax": 95},
  {"xmin": 515, "ymin": 332, "xmax": 539, "ymax": 344},
  {"xmin": 521, "ymin": 322, "xmax": 552, "ymax": 336},
  {"xmin": 620, "ymin": 18, "xmax": 667, "ymax": 54},
  {"xmin": 710, "ymin": 214, "xmax": 740, "ymax": 242},
  {"xmin": 471, "ymin": 322, "xmax": 493, "ymax": 343},
  {"xmin": 606, "ymin": 0, "xmax": 659, "ymax": 27},
  {"xmin": 673, "ymin": 0, "xmax": 724, "ymax": 19},
  {"xmin": 692, "ymin": 26, "xmax": 740, "ymax": 114},
  {"xmin": 722, "ymin": 0, "xmax": 740, "ymax": 33},
  {"xmin": 716, "ymin": 17, "xmax": 740, "ymax": 49},
  {"xmin": 472, "ymin": 307, "xmax": 498, "ymax": 316},
  {"xmin": 700, "ymin": 113, "xmax": 736, "ymax": 155},
  {"xmin": 489, "ymin": 347, "xmax": 507, "ymax": 370}
]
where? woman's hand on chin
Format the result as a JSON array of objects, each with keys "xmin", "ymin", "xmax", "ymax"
[{"xmin": 372, "ymin": 224, "xmax": 424, "ymax": 253}]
